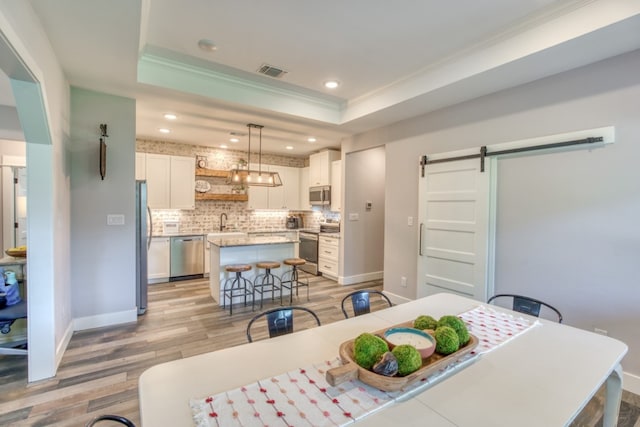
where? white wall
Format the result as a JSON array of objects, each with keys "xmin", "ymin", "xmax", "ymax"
[
  {"xmin": 0, "ymin": 105, "xmax": 24, "ymax": 141},
  {"xmin": 344, "ymin": 49, "xmax": 640, "ymax": 381},
  {"xmin": 342, "ymin": 146, "xmax": 385, "ymax": 284},
  {"xmin": 0, "ymin": 1, "xmax": 72, "ymax": 381},
  {"xmin": 70, "ymin": 87, "xmax": 137, "ymax": 326}
]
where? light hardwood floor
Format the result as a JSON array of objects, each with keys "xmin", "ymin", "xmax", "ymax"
[{"xmin": 0, "ymin": 276, "xmax": 637, "ymax": 426}]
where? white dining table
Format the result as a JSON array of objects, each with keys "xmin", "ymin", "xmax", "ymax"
[{"xmin": 138, "ymin": 293, "xmax": 627, "ymax": 427}]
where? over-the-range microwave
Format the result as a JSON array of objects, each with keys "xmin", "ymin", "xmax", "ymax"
[{"xmin": 309, "ymin": 185, "xmax": 331, "ymax": 206}]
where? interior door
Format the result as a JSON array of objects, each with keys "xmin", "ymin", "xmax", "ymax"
[
  {"xmin": 417, "ymin": 157, "xmax": 494, "ymax": 301},
  {"xmin": 14, "ymin": 167, "xmax": 27, "ymax": 247}
]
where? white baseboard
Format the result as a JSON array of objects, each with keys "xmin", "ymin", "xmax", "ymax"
[
  {"xmin": 624, "ymin": 371, "xmax": 640, "ymax": 395},
  {"xmin": 382, "ymin": 290, "xmax": 412, "ymax": 305},
  {"xmin": 73, "ymin": 309, "xmax": 137, "ymax": 331},
  {"xmin": 55, "ymin": 320, "xmax": 74, "ymax": 370},
  {"xmin": 339, "ymin": 271, "xmax": 383, "ymax": 285}
]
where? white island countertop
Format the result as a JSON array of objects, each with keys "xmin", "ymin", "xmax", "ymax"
[{"xmin": 208, "ymin": 235, "xmax": 298, "ymax": 248}]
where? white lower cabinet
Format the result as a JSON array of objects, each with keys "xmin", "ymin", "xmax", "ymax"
[
  {"xmin": 318, "ymin": 235, "xmax": 339, "ymax": 279},
  {"xmin": 148, "ymin": 237, "xmax": 170, "ymax": 283}
]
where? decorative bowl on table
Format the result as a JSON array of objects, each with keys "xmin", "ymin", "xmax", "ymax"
[
  {"xmin": 5, "ymin": 248, "xmax": 26, "ymax": 258},
  {"xmin": 383, "ymin": 327, "xmax": 436, "ymax": 358},
  {"xmin": 325, "ymin": 321, "xmax": 478, "ymax": 392}
]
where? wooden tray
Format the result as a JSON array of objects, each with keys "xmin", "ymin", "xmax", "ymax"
[
  {"xmin": 5, "ymin": 249, "xmax": 26, "ymax": 258},
  {"xmin": 326, "ymin": 322, "xmax": 478, "ymax": 391}
]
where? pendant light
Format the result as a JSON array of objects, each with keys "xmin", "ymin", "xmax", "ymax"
[{"xmin": 227, "ymin": 123, "xmax": 282, "ymax": 187}]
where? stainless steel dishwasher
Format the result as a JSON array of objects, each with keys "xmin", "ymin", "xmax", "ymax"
[{"xmin": 170, "ymin": 235, "xmax": 204, "ymax": 280}]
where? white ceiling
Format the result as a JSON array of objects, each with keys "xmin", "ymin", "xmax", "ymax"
[{"xmin": 13, "ymin": 0, "xmax": 640, "ymax": 156}]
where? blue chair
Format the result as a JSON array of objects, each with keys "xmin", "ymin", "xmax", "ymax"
[
  {"xmin": 0, "ymin": 299, "xmax": 28, "ymax": 355},
  {"xmin": 487, "ymin": 294, "xmax": 563, "ymax": 323},
  {"xmin": 341, "ymin": 290, "xmax": 392, "ymax": 318},
  {"xmin": 246, "ymin": 306, "xmax": 320, "ymax": 342}
]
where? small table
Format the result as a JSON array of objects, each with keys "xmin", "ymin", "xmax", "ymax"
[
  {"xmin": 0, "ymin": 257, "xmax": 27, "ymax": 356},
  {"xmin": 139, "ymin": 293, "xmax": 627, "ymax": 426}
]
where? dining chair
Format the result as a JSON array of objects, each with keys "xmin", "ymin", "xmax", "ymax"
[
  {"xmin": 0, "ymin": 299, "xmax": 28, "ymax": 355},
  {"xmin": 246, "ymin": 306, "xmax": 321, "ymax": 342},
  {"xmin": 487, "ymin": 293, "xmax": 563, "ymax": 323},
  {"xmin": 341, "ymin": 290, "xmax": 392, "ymax": 318},
  {"xmin": 85, "ymin": 414, "xmax": 136, "ymax": 426}
]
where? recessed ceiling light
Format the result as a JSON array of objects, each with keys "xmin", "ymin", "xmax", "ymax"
[
  {"xmin": 220, "ymin": 144, "xmax": 228, "ymax": 149},
  {"xmin": 158, "ymin": 128, "xmax": 171, "ymax": 134},
  {"xmin": 307, "ymin": 137, "xmax": 317, "ymax": 143},
  {"xmin": 163, "ymin": 113, "xmax": 177, "ymax": 120},
  {"xmin": 285, "ymin": 146, "xmax": 294, "ymax": 150},
  {"xmin": 229, "ymin": 137, "xmax": 239, "ymax": 143},
  {"xmin": 324, "ymin": 80, "xmax": 340, "ymax": 89},
  {"xmin": 198, "ymin": 39, "xmax": 217, "ymax": 52}
]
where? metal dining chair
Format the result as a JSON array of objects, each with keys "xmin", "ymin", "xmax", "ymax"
[
  {"xmin": 85, "ymin": 415, "xmax": 136, "ymax": 427},
  {"xmin": 341, "ymin": 290, "xmax": 392, "ymax": 318},
  {"xmin": 246, "ymin": 306, "xmax": 321, "ymax": 342},
  {"xmin": 0, "ymin": 299, "xmax": 28, "ymax": 355},
  {"xmin": 487, "ymin": 294, "xmax": 563, "ymax": 323}
]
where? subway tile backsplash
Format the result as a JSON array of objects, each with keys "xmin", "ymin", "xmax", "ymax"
[{"xmin": 138, "ymin": 139, "xmax": 339, "ymax": 235}]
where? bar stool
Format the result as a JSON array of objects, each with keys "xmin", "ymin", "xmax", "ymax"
[
  {"xmin": 281, "ymin": 258, "xmax": 309, "ymax": 304},
  {"xmin": 222, "ymin": 264, "xmax": 253, "ymax": 315},
  {"xmin": 253, "ymin": 261, "xmax": 282, "ymax": 310}
]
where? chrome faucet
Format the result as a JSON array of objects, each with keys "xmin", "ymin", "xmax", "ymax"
[{"xmin": 219, "ymin": 213, "xmax": 228, "ymax": 231}]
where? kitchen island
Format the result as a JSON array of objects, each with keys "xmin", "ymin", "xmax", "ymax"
[{"xmin": 208, "ymin": 234, "xmax": 299, "ymax": 305}]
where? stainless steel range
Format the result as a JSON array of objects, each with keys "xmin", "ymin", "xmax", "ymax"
[{"xmin": 298, "ymin": 223, "xmax": 340, "ymax": 276}]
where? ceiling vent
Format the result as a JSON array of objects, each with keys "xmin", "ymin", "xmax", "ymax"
[{"xmin": 257, "ymin": 64, "xmax": 288, "ymax": 79}]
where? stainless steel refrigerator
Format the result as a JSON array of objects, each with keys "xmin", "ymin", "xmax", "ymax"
[{"xmin": 136, "ymin": 180, "xmax": 151, "ymax": 315}]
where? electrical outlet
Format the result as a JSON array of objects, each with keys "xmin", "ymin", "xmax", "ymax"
[
  {"xmin": 401, "ymin": 276, "xmax": 407, "ymax": 287},
  {"xmin": 408, "ymin": 216, "xmax": 414, "ymax": 226},
  {"xmin": 594, "ymin": 328, "xmax": 608, "ymax": 336},
  {"xmin": 349, "ymin": 213, "xmax": 359, "ymax": 221}
]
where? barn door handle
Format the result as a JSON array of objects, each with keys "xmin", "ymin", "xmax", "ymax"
[{"xmin": 419, "ymin": 223, "xmax": 424, "ymax": 256}]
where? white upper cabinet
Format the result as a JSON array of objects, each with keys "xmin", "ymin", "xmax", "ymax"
[
  {"xmin": 247, "ymin": 163, "xmax": 269, "ymax": 209},
  {"xmin": 145, "ymin": 153, "xmax": 195, "ymax": 209},
  {"xmin": 309, "ymin": 150, "xmax": 340, "ymax": 187},
  {"xmin": 269, "ymin": 165, "xmax": 300, "ymax": 210},
  {"xmin": 146, "ymin": 154, "xmax": 171, "ymax": 209},
  {"xmin": 247, "ymin": 164, "xmax": 302, "ymax": 210},
  {"xmin": 170, "ymin": 155, "xmax": 196, "ymax": 209},
  {"xmin": 298, "ymin": 167, "xmax": 310, "ymax": 210},
  {"xmin": 331, "ymin": 160, "xmax": 342, "ymax": 212}
]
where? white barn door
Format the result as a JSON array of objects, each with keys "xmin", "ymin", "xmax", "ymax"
[{"xmin": 417, "ymin": 156, "xmax": 494, "ymax": 301}]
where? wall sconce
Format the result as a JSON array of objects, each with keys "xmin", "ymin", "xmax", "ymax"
[{"xmin": 99, "ymin": 123, "xmax": 108, "ymax": 180}]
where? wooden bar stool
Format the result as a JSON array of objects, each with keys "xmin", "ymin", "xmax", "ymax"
[
  {"xmin": 222, "ymin": 264, "xmax": 253, "ymax": 315},
  {"xmin": 253, "ymin": 261, "xmax": 282, "ymax": 310},
  {"xmin": 280, "ymin": 258, "xmax": 309, "ymax": 304}
]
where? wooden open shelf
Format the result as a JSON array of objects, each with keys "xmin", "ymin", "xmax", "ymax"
[
  {"xmin": 195, "ymin": 193, "xmax": 248, "ymax": 201},
  {"xmin": 195, "ymin": 168, "xmax": 229, "ymax": 178}
]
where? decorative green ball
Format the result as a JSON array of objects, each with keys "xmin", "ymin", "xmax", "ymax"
[
  {"xmin": 413, "ymin": 315, "xmax": 438, "ymax": 330},
  {"xmin": 437, "ymin": 315, "xmax": 470, "ymax": 345},
  {"xmin": 353, "ymin": 333, "xmax": 389, "ymax": 370},
  {"xmin": 391, "ymin": 344, "xmax": 422, "ymax": 376},
  {"xmin": 434, "ymin": 326, "xmax": 460, "ymax": 355}
]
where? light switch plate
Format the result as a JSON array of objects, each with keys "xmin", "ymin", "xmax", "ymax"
[{"xmin": 107, "ymin": 214, "xmax": 125, "ymax": 225}]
